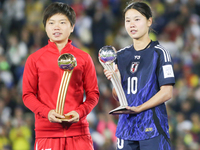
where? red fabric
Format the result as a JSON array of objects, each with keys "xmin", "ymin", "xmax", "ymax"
[
  {"xmin": 34, "ymin": 135, "xmax": 94, "ymax": 150},
  {"xmin": 22, "ymin": 40, "xmax": 99, "ymax": 138}
]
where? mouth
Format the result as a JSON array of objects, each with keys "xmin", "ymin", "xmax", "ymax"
[
  {"xmin": 53, "ymin": 32, "xmax": 62, "ymax": 37},
  {"xmin": 130, "ymin": 29, "xmax": 137, "ymax": 34}
]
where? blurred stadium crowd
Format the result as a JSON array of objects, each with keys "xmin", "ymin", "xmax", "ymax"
[{"xmin": 0, "ymin": 0, "xmax": 200, "ymax": 150}]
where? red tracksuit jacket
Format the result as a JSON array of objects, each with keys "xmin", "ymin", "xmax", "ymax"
[{"xmin": 22, "ymin": 40, "xmax": 99, "ymax": 138}]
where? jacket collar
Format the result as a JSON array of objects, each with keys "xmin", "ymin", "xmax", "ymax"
[{"xmin": 47, "ymin": 39, "xmax": 73, "ymax": 53}]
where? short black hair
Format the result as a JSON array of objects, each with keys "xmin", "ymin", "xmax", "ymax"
[
  {"xmin": 43, "ymin": 2, "xmax": 76, "ymax": 27},
  {"xmin": 124, "ymin": 1, "xmax": 152, "ymax": 20}
]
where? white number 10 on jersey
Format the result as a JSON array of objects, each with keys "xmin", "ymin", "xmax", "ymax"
[{"xmin": 127, "ymin": 77, "xmax": 138, "ymax": 94}]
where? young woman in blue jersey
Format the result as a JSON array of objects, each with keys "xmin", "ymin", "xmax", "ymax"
[{"xmin": 104, "ymin": 1, "xmax": 175, "ymax": 150}]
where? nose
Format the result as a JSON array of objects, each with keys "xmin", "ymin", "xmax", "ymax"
[
  {"xmin": 128, "ymin": 19, "xmax": 136, "ymax": 27},
  {"xmin": 54, "ymin": 23, "xmax": 60, "ymax": 30},
  {"xmin": 130, "ymin": 21, "xmax": 135, "ymax": 28}
]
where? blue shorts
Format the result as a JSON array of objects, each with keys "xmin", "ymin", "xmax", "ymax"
[{"xmin": 117, "ymin": 134, "xmax": 172, "ymax": 150}]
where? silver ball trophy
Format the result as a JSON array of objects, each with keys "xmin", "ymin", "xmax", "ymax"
[
  {"xmin": 99, "ymin": 46, "xmax": 130, "ymax": 115},
  {"xmin": 56, "ymin": 53, "xmax": 77, "ymax": 121}
]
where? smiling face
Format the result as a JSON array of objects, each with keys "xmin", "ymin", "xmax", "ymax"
[
  {"xmin": 45, "ymin": 13, "xmax": 74, "ymax": 45},
  {"xmin": 125, "ymin": 9, "xmax": 152, "ymax": 41}
]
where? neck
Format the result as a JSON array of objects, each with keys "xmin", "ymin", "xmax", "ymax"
[
  {"xmin": 51, "ymin": 39, "xmax": 69, "ymax": 52},
  {"xmin": 133, "ymin": 37, "xmax": 151, "ymax": 51},
  {"xmin": 56, "ymin": 43, "xmax": 66, "ymax": 52}
]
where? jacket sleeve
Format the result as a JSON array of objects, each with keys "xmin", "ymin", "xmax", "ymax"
[
  {"xmin": 22, "ymin": 56, "xmax": 51, "ymax": 118},
  {"xmin": 74, "ymin": 54, "xmax": 99, "ymax": 119}
]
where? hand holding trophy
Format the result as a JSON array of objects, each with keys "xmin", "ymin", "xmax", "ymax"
[
  {"xmin": 99, "ymin": 46, "xmax": 131, "ymax": 115},
  {"xmin": 56, "ymin": 53, "xmax": 77, "ymax": 121}
]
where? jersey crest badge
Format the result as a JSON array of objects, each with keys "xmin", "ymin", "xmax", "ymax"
[{"xmin": 130, "ymin": 62, "xmax": 139, "ymax": 74}]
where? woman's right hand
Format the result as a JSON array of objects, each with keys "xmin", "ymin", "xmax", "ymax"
[
  {"xmin": 103, "ymin": 64, "xmax": 120, "ymax": 80},
  {"xmin": 48, "ymin": 109, "xmax": 65, "ymax": 123},
  {"xmin": 103, "ymin": 64, "xmax": 121, "ymax": 101}
]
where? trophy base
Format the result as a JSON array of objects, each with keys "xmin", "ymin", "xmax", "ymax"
[
  {"xmin": 60, "ymin": 115, "xmax": 74, "ymax": 121},
  {"xmin": 109, "ymin": 106, "xmax": 133, "ymax": 115}
]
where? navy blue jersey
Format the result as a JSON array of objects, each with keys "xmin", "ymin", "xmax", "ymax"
[{"xmin": 115, "ymin": 41, "xmax": 175, "ymax": 141}]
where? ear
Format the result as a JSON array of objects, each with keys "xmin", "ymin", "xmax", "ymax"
[
  {"xmin": 147, "ymin": 17, "xmax": 152, "ymax": 27},
  {"xmin": 71, "ymin": 25, "xmax": 75, "ymax": 33}
]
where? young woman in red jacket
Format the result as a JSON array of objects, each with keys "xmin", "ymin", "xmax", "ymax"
[{"xmin": 22, "ymin": 2, "xmax": 99, "ymax": 150}]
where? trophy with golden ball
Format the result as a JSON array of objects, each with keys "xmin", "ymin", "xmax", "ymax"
[{"xmin": 56, "ymin": 53, "xmax": 77, "ymax": 121}]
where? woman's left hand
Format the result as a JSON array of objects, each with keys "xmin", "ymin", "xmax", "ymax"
[
  {"xmin": 64, "ymin": 111, "xmax": 80, "ymax": 123},
  {"xmin": 126, "ymin": 106, "xmax": 141, "ymax": 114}
]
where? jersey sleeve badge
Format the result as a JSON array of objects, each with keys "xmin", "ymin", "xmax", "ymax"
[{"xmin": 162, "ymin": 65, "xmax": 174, "ymax": 78}]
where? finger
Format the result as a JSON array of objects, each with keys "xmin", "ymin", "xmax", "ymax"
[
  {"xmin": 64, "ymin": 112, "xmax": 75, "ymax": 119},
  {"xmin": 49, "ymin": 111, "xmax": 65, "ymax": 123},
  {"xmin": 53, "ymin": 117, "xmax": 62, "ymax": 123},
  {"xmin": 65, "ymin": 111, "xmax": 79, "ymax": 122},
  {"xmin": 104, "ymin": 69, "xmax": 112, "ymax": 75},
  {"xmin": 104, "ymin": 70, "xmax": 112, "ymax": 75},
  {"xmin": 49, "ymin": 109, "xmax": 64, "ymax": 118},
  {"xmin": 114, "ymin": 64, "xmax": 118, "ymax": 72},
  {"xmin": 105, "ymin": 75, "xmax": 112, "ymax": 80},
  {"xmin": 126, "ymin": 106, "xmax": 134, "ymax": 111},
  {"xmin": 126, "ymin": 106, "xmax": 131, "ymax": 110},
  {"xmin": 67, "ymin": 117, "xmax": 79, "ymax": 123},
  {"xmin": 104, "ymin": 72, "xmax": 113, "ymax": 79},
  {"xmin": 49, "ymin": 116, "xmax": 62, "ymax": 123},
  {"xmin": 54, "ymin": 113, "xmax": 65, "ymax": 119}
]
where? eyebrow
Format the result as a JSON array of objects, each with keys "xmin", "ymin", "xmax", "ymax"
[
  {"xmin": 125, "ymin": 16, "xmax": 141, "ymax": 19},
  {"xmin": 48, "ymin": 19, "xmax": 67, "ymax": 21}
]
